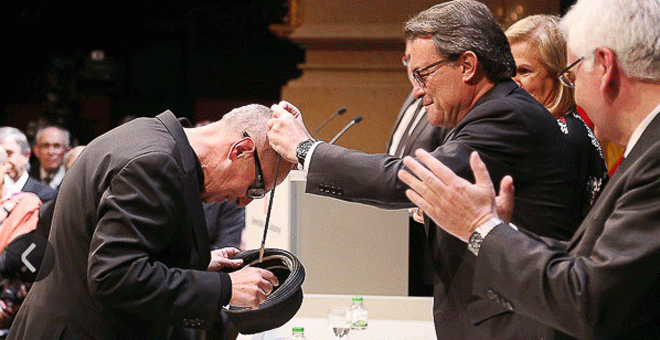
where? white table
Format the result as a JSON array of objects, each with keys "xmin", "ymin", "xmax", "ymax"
[{"xmin": 236, "ymin": 294, "xmax": 435, "ymax": 340}]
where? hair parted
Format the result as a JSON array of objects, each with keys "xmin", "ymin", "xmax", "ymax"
[{"xmin": 404, "ymin": 0, "xmax": 516, "ymax": 83}]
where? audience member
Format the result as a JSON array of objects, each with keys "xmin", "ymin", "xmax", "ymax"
[
  {"xmin": 506, "ymin": 14, "xmax": 608, "ymax": 218},
  {"xmin": 397, "ymin": 0, "xmax": 660, "ymax": 338},
  {"xmin": 0, "ymin": 127, "xmax": 56, "ymax": 203},
  {"xmin": 9, "ymin": 105, "xmax": 294, "ymax": 339},
  {"xmin": 30, "ymin": 125, "xmax": 71, "ymax": 190},
  {"xmin": 266, "ymin": 0, "xmax": 590, "ymax": 337},
  {"xmin": 0, "ymin": 146, "xmax": 41, "ymax": 332}
]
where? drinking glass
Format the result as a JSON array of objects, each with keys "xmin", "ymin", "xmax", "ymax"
[{"xmin": 327, "ymin": 306, "xmax": 351, "ymax": 339}]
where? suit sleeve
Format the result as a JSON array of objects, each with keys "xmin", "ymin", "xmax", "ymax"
[
  {"xmin": 87, "ymin": 152, "xmax": 229, "ymax": 325},
  {"xmin": 305, "ymin": 101, "xmax": 548, "ymax": 210},
  {"xmin": 472, "ymin": 151, "xmax": 660, "ymax": 339}
]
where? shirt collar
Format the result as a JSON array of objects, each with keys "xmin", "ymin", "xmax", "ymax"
[{"xmin": 624, "ymin": 101, "xmax": 660, "ymax": 157}]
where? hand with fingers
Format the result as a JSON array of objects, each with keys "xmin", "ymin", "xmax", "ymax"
[
  {"xmin": 267, "ymin": 101, "xmax": 313, "ymax": 163},
  {"xmin": 228, "ymin": 267, "xmax": 280, "ymax": 309},
  {"xmin": 397, "ymin": 149, "xmax": 514, "ymax": 242},
  {"xmin": 207, "ymin": 247, "xmax": 243, "ymax": 271}
]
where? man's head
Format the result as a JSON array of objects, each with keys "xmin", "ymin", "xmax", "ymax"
[
  {"xmin": 188, "ymin": 104, "xmax": 295, "ymax": 207},
  {"xmin": 404, "ymin": 0, "xmax": 516, "ymax": 128},
  {"xmin": 33, "ymin": 126, "xmax": 71, "ymax": 174},
  {"xmin": 0, "ymin": 127, "xmax": 32, "ymax": 182},
  {"xmin": 560, "ymin": 0, "xmax": 660, "ymax": 143}
]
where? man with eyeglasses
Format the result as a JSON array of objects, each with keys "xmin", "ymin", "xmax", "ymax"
[
  {"xmin": 30, "ymin": 125, "xmax": 72, "ymax": 189},
  {"xmin": 267, "ymin": 0, "xmax": 589, "ymax": 338},
  {"xmin": 397, "ymin": 0, "xmax": 660, "ymax": 338},
  {"xmin": 9, "ymin": 105, "xmax": 294, "ymax": 340}
]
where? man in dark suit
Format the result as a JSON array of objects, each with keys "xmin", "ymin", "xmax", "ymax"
[
  {"xmin": 267, "ymin": 1, "xmax": 586, "ymax": 338},
  {"xmin": 0, "ymin": 127, "xmax": 57, "ymax": 203},
  {"xmin": 9, "ymin": 105, "xmax": 292, "ymax": 340},
  {"xmin": 397, "ymin": 0, "xmax": 660, "ymax": 338}
]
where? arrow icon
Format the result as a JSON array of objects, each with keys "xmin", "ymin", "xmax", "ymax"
[{"xmin": 22, "ymin": 242, "xmax": 37, "ymax": 273}]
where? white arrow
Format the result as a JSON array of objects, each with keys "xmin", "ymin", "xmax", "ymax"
[{"xmin": 22, "ymin": 243, "xmax": 37, "ymax": 273}]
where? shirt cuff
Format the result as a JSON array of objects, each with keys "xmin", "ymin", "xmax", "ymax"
[{"xmin": 300, "ymin": 141, "xmax": 323, "ymax": 174}]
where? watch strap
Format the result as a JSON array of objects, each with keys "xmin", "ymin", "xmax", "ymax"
[{"xmin": 468, "ymin": 217, "xmax": 504, "ymax": 256}]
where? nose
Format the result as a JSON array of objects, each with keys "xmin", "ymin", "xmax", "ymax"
[
  {"xmin": 412, "ymin": 81, "xmax": 426, "ymax": 99},
  {"xmin": 512, "ymin": 76, "xmax": 522, "ymax": 88}
]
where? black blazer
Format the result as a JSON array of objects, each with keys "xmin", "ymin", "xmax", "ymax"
[
  {"xmin": 474, "ymin": 112, "xmax": 660, "ymax": 339},
  {"xmin": 21, "ymin": 176, "xmax": 57, "ymax": 202},
  {"xmin": 9, "ymin": 111, "xmax": 231, "ymax": 340},
  {"xmin": 306, "ymin": 80, "xmax": 583, "ymax": 339}
]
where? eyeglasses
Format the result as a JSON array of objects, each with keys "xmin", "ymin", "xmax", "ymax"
[
  {"xmin": 559, "ymin": 56, "xmax": 585, "ymax": 88},
  {"xmin": 243, "ymin": 131, "xmax": 266, "ymax": 199},
  {"xmin": 412, "ymin": 59, "xmax": 450, "ymax": 87}
]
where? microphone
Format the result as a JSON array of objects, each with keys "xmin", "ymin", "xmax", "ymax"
[
  {"xmin": 312, "ymin": 106, "xmax": 347, "ymax": 137},
  {"xmin": 329, "ymin": 115, "xmax": 363, "ymax": 145}
]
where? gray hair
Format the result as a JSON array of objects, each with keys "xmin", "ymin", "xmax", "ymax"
[
  {"xmin": 405, "ymin": 0, "xmax": 516, "ymax": 83},
  {"xmin": 0, "ymin": 127, "xmax": 31, "ymax": 155},
  {"xmin": 561, "ymin": 0, "xmax": 660, "ymax": 81},
  {"xmin": 221, "ymin": 104, "xmax": 273, "ymax": 148},
  {"xmin": 35, "ymin": 125, "xmax": 71, "ymax": 148}
]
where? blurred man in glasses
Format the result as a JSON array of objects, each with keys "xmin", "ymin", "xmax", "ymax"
[{"xmin": 30, "ymin": 125, "xmax": 71, "ymax": 189}]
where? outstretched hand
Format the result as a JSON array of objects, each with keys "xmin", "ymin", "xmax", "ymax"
[
  {"xmin": 267, "ymin": 100, "xmax": 313, "ymax": 163},
  {"xmin": 397, "ymin": 150, "xmax": 514, "ymax": 242}
]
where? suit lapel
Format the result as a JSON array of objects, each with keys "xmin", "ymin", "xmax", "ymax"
[{"xmin": 157, "ymin": 111, "xmax": 211, "ymax": 268}]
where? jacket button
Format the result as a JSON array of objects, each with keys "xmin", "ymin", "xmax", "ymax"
[
  {"xmin": 505, "ymin": 301, "xmax": 513, "ymax": 311},
  {"xmin": 487, "ymin": 289, "xmax": 497, "ymax": 300},
  {"xmin": 183, "ymin": 319, "xmax": 189, "ymax": 326}
]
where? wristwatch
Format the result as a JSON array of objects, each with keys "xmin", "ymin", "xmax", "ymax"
[
  {"xmin": 468, "ymin": 217, "xmax": 504, "ymax": 256},
  {"xmin": 296, "ymin": 139, "xmax": 317, "ymax": 169}
]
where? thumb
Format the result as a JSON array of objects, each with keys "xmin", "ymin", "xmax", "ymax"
[{"xmin": 496, "ymin": 175, "xmax": 515, "ymax": 223}]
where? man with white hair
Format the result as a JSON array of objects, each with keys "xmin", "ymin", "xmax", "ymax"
[
  {"xmin": 398, "ymin": 0, "xmax": 660, "ymax": 338},
  {"xmin": 31, "ymin": 125, "xmax": 71, "ymax": 189},
  {"xmin": 0, "ymin": 127, "xmax": 57, "ymax": 202}
]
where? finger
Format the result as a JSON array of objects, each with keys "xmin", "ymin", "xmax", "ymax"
[
  {"xmin": 468, "ymin": 151, "xmax": 493, "ymax": 190},
  {"xmin": 260, "ymin": 268, "xmax": 280, "ymax": 287},
  {"xmin": 496, "ymin": 175, "xmax": 515, "ymax": 223},
  {"xmin": 400, "ymin": 156, "xmax": 450, "ymax": 198},
  {"xmin": 414, "ymin": 149, "xmax": 469, "ymax": 188},
  {"xmin": 222, "ymin": 247, "xmax": 240, "ymax": 257}
]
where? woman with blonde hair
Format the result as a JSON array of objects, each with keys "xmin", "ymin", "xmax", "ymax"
[{"xmin": 506, "ymin": 14, "xmax": 608, "ymax": 218}]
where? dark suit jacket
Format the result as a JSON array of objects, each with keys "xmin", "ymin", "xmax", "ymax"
[
  {"xmin": 473, "ymin": 112, "xmax": 660, "ymax": 339},
  {"xmin": 386, "ymin": 92, "xmax": 450, "ymax": 157},
  {"xmin": 21, "ymin": 176, "xmax": 57, "ymax": 202},
  {"xmin": 9, "ymin": 111, "xmax": 231, "ymax": 340},
  {"xmin": 306, "ymin": 80, "xmax": 582, "ymax": 339}
]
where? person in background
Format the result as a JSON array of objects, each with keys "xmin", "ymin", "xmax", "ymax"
[
  {"xmin": 62, "ymin": 145, "xmax": 85, "ymax": 171},
  {"xmin": 0, "ymin": 146, "xmax": 41, "ymax": 333},
  {"xmin": 267, "ymin": 0, "xmax": 589, "ymax": 337},
  {"xmin": 30, "ymin": 125, "xmax": 71, "ymax": 190},
  {"xmin": 0, "ymin": 127, "xmax": 56, "ymax": 203},
  {"xmin": 9, "ymin": 105, "xmax": 294, "ymax": 340},
  {"xmin": 397, "ymin": 0, "xmax": 660, "ymax": 337},
  {"xmin": 506, "ymin": 14, "xmax": 608, "ymax": 219},
  {"xmin": 389, "ymin": 39, "xmax": 450, "ymax": 296}
]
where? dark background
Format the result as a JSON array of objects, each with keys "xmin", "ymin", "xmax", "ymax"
[{"xmin": 1, "ymin": 2, "xmax": 303, "ymax": 145}]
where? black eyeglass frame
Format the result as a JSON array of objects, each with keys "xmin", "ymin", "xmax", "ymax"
[
  {"xmin": 243, "ymin": 131, "xmax": 266, "ymax": 199},
  {"xmin": 412, "ymin": 59, "xmax": 450, "ymax": 87},
  {"xmin": 559, "ymin": 56, "xmax": 585, "ymax": 88}
]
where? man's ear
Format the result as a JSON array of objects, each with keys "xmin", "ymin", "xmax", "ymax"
[
  {"xmin": 228, "ymin": 136, "xmax": 255, "ymax": 161},
  {"xmin": 459, "ymin": 51, "xmax": 479, "ymax": 83},
  {"xmin": 596, "ymin": 47, "xmax": 620, "ymax": 98}
]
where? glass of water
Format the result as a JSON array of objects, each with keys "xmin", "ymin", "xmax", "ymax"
[{"xmin": 327, "ymin": 307, "xmax": 351, "ymax": 339}]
